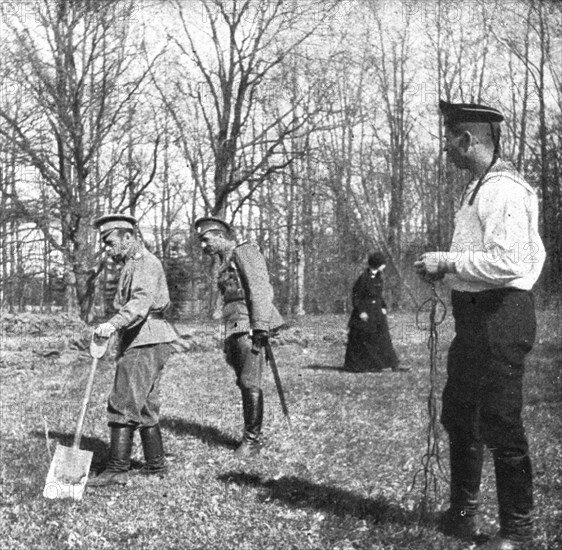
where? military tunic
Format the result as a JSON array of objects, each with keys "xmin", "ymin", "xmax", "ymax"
[
  {"xmin": 218, "ymin": 241, "xmax": 284, "ymax": 390},
  {"xmin": 106, "ymin": 242, "xmax": 177, "ymax": 427}
]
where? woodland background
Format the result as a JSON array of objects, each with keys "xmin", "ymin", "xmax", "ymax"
[
  {"xmin": 1, "ymin": 4, "xmax": 560, "ymax": 548},
  {"xmin": 0, "ymin": 0, "xmax": 561, "ymax": 320}
]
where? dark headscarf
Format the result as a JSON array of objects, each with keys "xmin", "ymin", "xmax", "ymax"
[{"xmin": 367, "ymin": 251, "xmax": 386, "ymax": 270}]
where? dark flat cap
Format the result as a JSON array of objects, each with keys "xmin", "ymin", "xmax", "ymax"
[
  {"xmin": 194, "ymin": 216, "xmax": 232, "ymax": 237},
  {"xmin": 439, "ymin": 100, "xmax": 504, "ymax": 124},
  {"xmin": 93, "ymin": 213, "xmax": 137, "ymax": 235}
]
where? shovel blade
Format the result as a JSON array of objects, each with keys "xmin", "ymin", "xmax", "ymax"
[{"xmin": 43, "ymin": 444, "xmax": 93, "ymax": 500}]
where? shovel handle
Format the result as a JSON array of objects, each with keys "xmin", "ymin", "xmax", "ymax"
[{"xmin": 72, "ymin": 356, "xmax": 99, "ymax": 450}]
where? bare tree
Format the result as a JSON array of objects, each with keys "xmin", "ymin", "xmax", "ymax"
[
  {"xmin": 0, "ymin": 0, "xmax": 158, "ymax": 319},
  {"xmin": 163, "ymin": 0, "xmax": 339, "ymax": 218},
  {"xmin": 487, "ymin": 0, "xmax": 562, "ymax": 293}
]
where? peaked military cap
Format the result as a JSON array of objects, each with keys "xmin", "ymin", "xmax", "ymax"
[
  {"xmin": 439, "ymin": 99, "xmax": 504, "ymax": 124},
  {"xmin": 93, "ymin": 213, "xmax": 137, "ymax": 236},
  {"xmin": 194, "ymin": 216, "xmax": 232, "ymax": 237}
]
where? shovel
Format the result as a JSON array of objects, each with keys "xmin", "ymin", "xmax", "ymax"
[{"xmin": 43, "ymin": 335, "xmax": 110, "ymax": 500}]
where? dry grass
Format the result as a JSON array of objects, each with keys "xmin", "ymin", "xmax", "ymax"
[{"xmin": 0, "ymin": 309, "xmax": 560, "ymax": 549}]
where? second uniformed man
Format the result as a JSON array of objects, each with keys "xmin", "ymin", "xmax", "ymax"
[{"xmin": 195, "ymin": 217, "xmax": 284, "ymax": 457}]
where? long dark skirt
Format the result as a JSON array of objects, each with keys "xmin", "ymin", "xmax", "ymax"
[{"xmin": 343, "ymin": 320, "xmax": 399, "ymax": 372}]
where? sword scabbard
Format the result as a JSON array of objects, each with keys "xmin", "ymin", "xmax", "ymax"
[{"xmin": 265, "ymin": 340, "xmax": 292, "ymax": 430}]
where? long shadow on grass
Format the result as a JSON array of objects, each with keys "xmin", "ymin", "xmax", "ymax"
[
  {"xmin": 160, "ymin": 415, "xmax": 239, "ymax": 450},
  {"xmin": 217, "ymin": 472, "xmax": 416, "ymax": 525},
  {"xmin": 31, "ymin": 429, "xmax": 109, "ymax": 470},
  {"xmin": 303, "ymin": 363, "xmax": 346, "ymax": 371}
]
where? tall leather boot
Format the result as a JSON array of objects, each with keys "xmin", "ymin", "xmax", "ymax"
[
  {"xmin": 478, "ymin": 451, "xmax": 533, "ymax": 549},
  {"xmin": 234, "ymin": 388, "xmax": 263, "ymax": 457},
  {"xmin": 439, "ymin": 434, "xmax": 484, "ymax": 540},
  {"xmin": 137, "ymin": 424, "xmax": 167, "ymax": 476},
  {"xmin": 88, "ymin": 424, "xmax": 134, "ymax": 487}
]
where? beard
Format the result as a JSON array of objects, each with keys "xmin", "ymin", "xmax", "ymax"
[{"xmin": 107, "ymin": 243, "xmax": 130, "ymax": 264}]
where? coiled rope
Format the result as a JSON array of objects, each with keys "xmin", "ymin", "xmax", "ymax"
[{"xmin": 410, "ymin": 281, "xmax": 447, "ymax": 520}]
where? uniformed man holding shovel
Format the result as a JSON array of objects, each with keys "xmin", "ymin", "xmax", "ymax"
[
  {"xmin": 89, "ymin": 214, "xmax": 177, "ymax": 487},
  {"xmin": 195, "ymin": 217, "xmax": 284, "ymax": 457}
]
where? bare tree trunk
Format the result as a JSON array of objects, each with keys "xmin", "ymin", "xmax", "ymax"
[
  {"xmin": 516, "ymin": 9, "xmax": 532, "ymax": 171},
  {"xmin": 294, "ymin": 237, "xmax": 305, "ymax": 316},
  {"xmin": 0, "ymin": 0, "xmax": 149, "ymax": 320}
]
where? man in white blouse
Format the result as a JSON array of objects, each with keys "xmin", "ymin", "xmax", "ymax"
[{"xmin": 414, "ymin": 100, "xmax": 545, "ymax": 550}]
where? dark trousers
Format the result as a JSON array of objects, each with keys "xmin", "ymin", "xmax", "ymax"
[
  {"xmin": 224, "ymin": 333, "xmax": 264, "ymax": 390},
  {"xmin": 107, "ymin": 343, "xmax": 172, "ymax": 427},
  {"xmin": 442, "ymin": 289, "xmax": 535, "ymax": 449},
  {"xmin": 442, "ymin": 289, "xmax": 536, "ymax": 539}
]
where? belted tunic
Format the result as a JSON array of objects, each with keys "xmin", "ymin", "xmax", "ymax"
[{"xmin": 106, "ymin": 242, "xmax": 177, "ymax": 427}]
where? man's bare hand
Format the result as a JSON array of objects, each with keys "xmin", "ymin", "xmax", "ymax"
[
  {"xmin": 94, "ymin": 322, "xmax": 116, "ymax": 338},
  {"xmin": 414, "ymin": 251, "xmax": 456, "ymax": 282}
]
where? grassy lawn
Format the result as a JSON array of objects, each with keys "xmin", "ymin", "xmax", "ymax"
[{"xmin": 0, "ymin": 309, "xmax": 560, "ymax": 549}]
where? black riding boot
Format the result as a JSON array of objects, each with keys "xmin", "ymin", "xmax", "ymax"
[
  {"xmin": 88, "ymin": 424, "xmax": 134, "ymax": 487},
  {"xmin": 234, "ymin": 388, "xmax": 263, "ymax": 457},
  {"xmin": 137, "ymin": 424, "xmax": 167, "ymax": 476},
  {"xmin": 439, "ymin": 434, "xmax": 484, "ymax": 540},
  {"xmin": 478, "ymin": 450, "xmax": 533, "ymax": 549}
]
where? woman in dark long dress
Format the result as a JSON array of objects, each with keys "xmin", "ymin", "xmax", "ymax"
[{"xmin": 344, "ymin": 251, "xmax": 404, "ymax": 372}]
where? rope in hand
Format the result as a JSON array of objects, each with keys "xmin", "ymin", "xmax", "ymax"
[{"xmin": 410, "ymin": 281, "xmax": 447, "ymax": 521}]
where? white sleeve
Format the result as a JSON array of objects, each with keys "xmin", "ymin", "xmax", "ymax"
[{"xmin": 455, "ymin": 179, "xmax": 542, "ymax": 285}]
